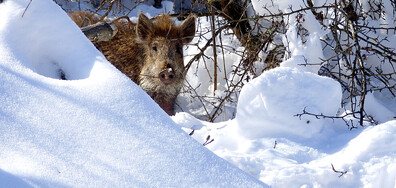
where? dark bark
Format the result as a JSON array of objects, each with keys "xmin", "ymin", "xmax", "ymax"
[{"xmin": 81, "ymin": 22, "xmax": 118, "ymax": 42}]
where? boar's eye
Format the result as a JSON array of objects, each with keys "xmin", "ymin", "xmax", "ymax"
[{"xmin": 152, "ymin": 45, "xmax": 158, "ymax": 52}]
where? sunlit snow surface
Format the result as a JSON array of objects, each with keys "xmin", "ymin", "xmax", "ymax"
[
  {"xmin": 0, "ymin": 0, "xmax": 265, "ymax": 187},
  {"xmin": 174, "ymin": 66, "xmax": 396, "ymax": 187},
  {"xmin": 1, "ymin": 0, "xmax": 396, "ymax": 187},
  {"xmin": 172, "ymin": 0, "xmax": 396, "ymax": 186}
]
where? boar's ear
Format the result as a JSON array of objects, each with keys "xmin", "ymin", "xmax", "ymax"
[
  {"xmin": 179, "ymin": 14, "xmax": 196, "ymax": 44},
  {"xmin": 136, "ymin": 13, "xmax": 153, "ymax": 41}
]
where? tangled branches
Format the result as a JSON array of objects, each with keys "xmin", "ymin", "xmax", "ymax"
[
  {"xmin": 318, "ymin": 0, "xmax": 396, "ymax": 126},
  {"xmin": 181, "ymin": 0, "xmax": 396, "ymax": 125},
  {"xmin": 58, "ymin": 0, "xmax": 396, "ymax": 125}
]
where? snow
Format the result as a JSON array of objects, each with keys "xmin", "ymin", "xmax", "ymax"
[
  {"xmin": 175, "ymin": 111, "xmax": 396, "ymax": 187},
  {"xmin": 177, "ymin": 16, "xmax": 247, "ymax": 121},
  {"xmin": 236, "ymin": 66, "xmax": 342, "ymax": 139},
  {"xmin": 1, "ymin": 0, "xmax": 396, "ymax": 187},
  {"xmin": 0, "ymin": 0, "xmax": 264, "ymax": 187},
  {"xmin": 175, "ymin": 0, "xmax": 396, "ymax": 186}
]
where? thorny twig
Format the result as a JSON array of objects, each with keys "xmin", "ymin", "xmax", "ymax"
[
  {"xmin": 203, "ymin": 135, "xmax": 214, "ymax": 146},
  {"xmin": 22, "ymin": 0, "xmax": 33, "ymax": 17},
  {"xmin": 75, "ymin": 0, "xmax": 396, "ymax": 125},
  {"xmin": 331, "ymin": 163, "xmax": 347, "ymax": 177},
  {"xmin": 295, "ymin": 107, "xmax": 376, "ymax": 130}
]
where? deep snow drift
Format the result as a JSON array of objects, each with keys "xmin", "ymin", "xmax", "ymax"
[
  {"xmin": 174, "ymin": 63, "xmax": 396, "ymax": 187},
  {"xmin": 172, "ymin": 0, "xmax": 396, "ymax": 186},
  {"xmin": 1, "ymin": 0, "xmax": 396, "ymax": 187},
  {"xmin": 0, "ymin": 0, "xmax": 264, "ymax": 187}
]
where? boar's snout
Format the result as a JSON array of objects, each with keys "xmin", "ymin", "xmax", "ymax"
[{"xmin": 159, "ymin": 68, "xmax": 175, "ymax": 84}]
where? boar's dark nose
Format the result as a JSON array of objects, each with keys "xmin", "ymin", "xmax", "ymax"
[{"xmin": 159, "ymin": 68, "xmax": 175, "ymax": 84}]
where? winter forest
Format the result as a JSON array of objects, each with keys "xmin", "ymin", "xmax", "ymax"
[{"xmin": 0, "ymin": 0, "xmax": 396, "ymax": 187}]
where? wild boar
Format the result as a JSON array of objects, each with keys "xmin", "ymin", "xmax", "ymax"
[{"xmin": 69, "ymin": 11, "xmax": 196, "ymax": 115}]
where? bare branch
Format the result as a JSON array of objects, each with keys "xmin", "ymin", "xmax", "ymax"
[{"xmin": 331, "ymin": 164, "xmax": 348, "ymax": 177}]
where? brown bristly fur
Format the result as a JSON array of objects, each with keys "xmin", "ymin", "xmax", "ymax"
[{"xmin": 69, "ymin": 11, "xmax": 196, "ymax": 115}]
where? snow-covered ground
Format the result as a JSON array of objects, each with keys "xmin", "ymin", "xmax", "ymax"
[
  {"xmin": 0, "ymin": 0, "xmax": 264, "ymax": 187},
  {"xmin": 1, "ymin": 0, "xmax": 396, "ymax": 187},
  {"xmin": 174, "ymin": 66, "xmax": 396, "ymax": 187}
]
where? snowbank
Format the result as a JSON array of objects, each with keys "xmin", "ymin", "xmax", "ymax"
[
  {"xmin": 171, "ymin": 0, "xmax": 396, "ymax": 187},
  {"xmin": 175, "ymin": 68, "xmax": 396, "ymax": 187},
  {"xmin": 173, "ymin": 57, "xmax": 395, "ymax": 187},
  {"xmin": 0, "ymin": 0, "xmax": 265, "ymax": 187},
  {"xmin": 3, "ymin": 0, "xmax": 395, "ymax": 187},
  {"xmin": 236, "ymin": 66, "xmax": 342, "ymax": 139}
]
